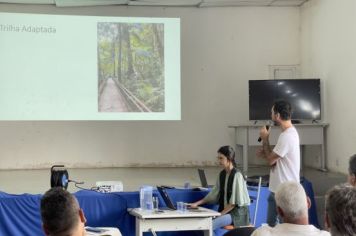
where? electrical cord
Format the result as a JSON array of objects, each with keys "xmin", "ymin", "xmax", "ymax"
[
  {"xmin": 72, "ymin": 181, "xmax": 129, "ymax": 220},
  {"xmin": 72, "ymin": 182, "xmax": 117, "ymax": 193},
  {"xmin": 50, "ymin": 165, "xmax": 129, "ymax": 217},
  {"xmin": 69, "ymin": 180, "xmax": 99, "ymax": 192}
]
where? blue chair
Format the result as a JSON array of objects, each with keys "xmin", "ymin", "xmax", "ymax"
[{"xmin": 247, "ymin": 176, "xmax": 262, "ymax": 226}]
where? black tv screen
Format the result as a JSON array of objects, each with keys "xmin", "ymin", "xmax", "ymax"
[{"xmin": 249, "ymin": 79, "xmax": 321, "ymax": 121}]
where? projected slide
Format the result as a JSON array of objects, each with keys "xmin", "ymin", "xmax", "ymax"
[{"xmin": 0, "ymin": 13, "xmax": 180, "ymax": 120}]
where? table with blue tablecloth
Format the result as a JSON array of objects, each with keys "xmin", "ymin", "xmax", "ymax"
[{"xmin": 0, "ymin": 178, "xmax": 318, "ymax": 236}]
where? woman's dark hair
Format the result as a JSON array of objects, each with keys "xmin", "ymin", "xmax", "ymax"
[
  {"xmin": 349, "ymin": 154, "xmax": 356, "ymax": 175},
  {"xmin": 218, "ymin": 145, "xmax": 236, "ymax": 167},
  {"xmin": 273, "ymin": 100, "xmax": 292, "ymax": 120}
]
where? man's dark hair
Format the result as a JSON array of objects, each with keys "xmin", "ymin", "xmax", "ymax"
[
  {"xmin": 41, "ymin": 187, "xmax": 80, "ymax": 236},
  {"xmin": 349, "ymin": 154, "xmax": 356, "ymax": 175},
  {"xmin": 273, "ymin": 100, "xmax": 292, "ymax": 120},
  {"xmin": 325, "ymin": 184, "xmax": 356, "ymax": 236}
]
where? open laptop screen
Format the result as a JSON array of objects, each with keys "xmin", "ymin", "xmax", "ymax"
[
  {"xmin": 198, "ymin": 169, "xmax": 209, "ymax": 188},
  {"xmin": 157, "ymin": 186, "xmax": 176, "ymax": 210}
]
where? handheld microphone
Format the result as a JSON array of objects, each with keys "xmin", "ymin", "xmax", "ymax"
[{"xmin": 258, "ymin": 125, "xmax": 270, "ymax": 142}]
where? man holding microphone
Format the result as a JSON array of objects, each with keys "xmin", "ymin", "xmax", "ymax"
[{"xmin": 257, "ymin": 100, "xmax": 300, "ymax": 227}]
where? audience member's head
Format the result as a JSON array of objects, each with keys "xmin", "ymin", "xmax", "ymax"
[
  {"xmin": 275, "ymin": 181, "xmax": 309, "ymax": 224},
  {"xmin": 325, "ymin": 184, "xmax": 356, "ymax": 236},
  {"xmin": 348, "ymin": 154, "xmax": 356, "ymax": 186},
  {"xmin": 41, "ymin": 187, "xmax": 86, "ymax": 236}
]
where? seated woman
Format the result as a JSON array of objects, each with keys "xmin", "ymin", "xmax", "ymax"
[{"xmin": 190, "ymin": 146, "xmax": 250, "ymax": 235}]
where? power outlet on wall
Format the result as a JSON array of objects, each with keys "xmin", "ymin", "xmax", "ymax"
[{"xmin": 314, "ymin": 155, "xmax": 320, "ymax": 164}]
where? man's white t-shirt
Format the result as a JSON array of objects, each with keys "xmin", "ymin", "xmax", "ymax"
[
  {"xmin": 251, "ymin": 223, "xmax": 330, "ymax": 236},
  {"xmin": 269, "ymin": 126, "xmax": 300, "ymax": 193}
]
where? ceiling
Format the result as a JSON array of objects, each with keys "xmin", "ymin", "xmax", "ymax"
[{"xmin": 0, "ymin": 0, "xmax": 309, "ymax": 7}]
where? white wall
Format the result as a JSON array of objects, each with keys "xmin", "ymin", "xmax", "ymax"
[
  {"xmin": 0, "ymin": 4, "xmax": 300, "ymax": 169},
  {"xmin": 301, "ymin": 0, "xmax": 356, "ymax": 173}
]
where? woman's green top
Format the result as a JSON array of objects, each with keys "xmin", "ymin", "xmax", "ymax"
[{"xmin": 203, "ymin": 170, "xmax": 251, "ymax": 226}]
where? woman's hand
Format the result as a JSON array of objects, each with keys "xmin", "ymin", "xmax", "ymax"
[
  {"xmin": 188, "ymin": 199, "xmax": 205, "ymax": 208},
  {"xmin": 188, "ymin": 202, "xmax": 199, "ymax": 208},
  {"xmin": 220, "ymin": 204, "xmax": 235, "ymax": 215}
]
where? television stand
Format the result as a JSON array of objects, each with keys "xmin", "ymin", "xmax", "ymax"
[
  {"xmin": 291, "ymin": 119, "xmax": 301, "ymax": 124},
  {"xmin": 228, "ymin": 123, "xmax": 329, "ymax": 174}
]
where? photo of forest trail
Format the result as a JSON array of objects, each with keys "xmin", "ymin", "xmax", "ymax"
[{"xmin": 98, "ymin": 22, "xmax": 164, "ymax": 112}]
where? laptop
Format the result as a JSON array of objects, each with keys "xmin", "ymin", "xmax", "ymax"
[
  {"xmin": 198, "ymin": 169, "xmax": 214, "ymax": 188},
  {"xmin": 157, "ymin": 186, "xmax": 201, "ymax": 211},
  {"xmin": 157, "ymin": 186, "xmax": 177, "ymax": 210}
]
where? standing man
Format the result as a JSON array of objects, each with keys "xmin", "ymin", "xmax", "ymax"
[{"xmin": 257, "ymin": 100, "xmax": 300, "ymax": 226}]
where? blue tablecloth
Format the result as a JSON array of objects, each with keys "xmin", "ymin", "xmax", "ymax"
[{"xmin": 0, "ymin": 179, "xmax": 318, "ymax": 236}]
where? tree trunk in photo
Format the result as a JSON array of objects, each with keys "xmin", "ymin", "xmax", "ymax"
[
  {"xmin": 112, "ymin": 35, "xmax": 116, "ymax": 79},
  {"xmin": 117, "ymin": 24, "xmax": 122, "ymax": 83},
  {"xmin": 97, "ymin": 42, "xmax": 101, "ymax": 83},
  {"xmin": 153, "ymin": 24, "xmax": 163, "ymax": 64},
  {"xmin": 125, "ymin": 24, "xmax": 134, "ymax": 80}
]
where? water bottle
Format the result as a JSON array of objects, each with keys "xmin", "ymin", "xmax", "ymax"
[
  {"xmin": 139, "ymin": 185, "xmax": 153, "ymax": 211},
  {"xmin": 139, "ymin": 186, "xmax": 145, "ymax": 210}
]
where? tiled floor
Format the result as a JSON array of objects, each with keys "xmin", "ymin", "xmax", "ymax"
[{"xmin": 0, "ymin": 166, "xmax": 347, "ymax": 229}]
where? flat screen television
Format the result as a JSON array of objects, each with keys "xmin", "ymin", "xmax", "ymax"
[{"xmin": 249, "ymin": 79, "xmax": 321, "ymax": 121}]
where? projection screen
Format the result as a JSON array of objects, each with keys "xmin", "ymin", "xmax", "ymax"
[{"xmin": 0, "ymin": 12, "xmax": 180, "ymax": 120}]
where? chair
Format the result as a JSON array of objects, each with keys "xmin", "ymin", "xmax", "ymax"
[
  {"xmin": 247, "ymin": 176, "xmax": 262, "ymax": 226},
  {"xmin": 223, "ymin": 226, "xmax": 256, "ymax": 236}
]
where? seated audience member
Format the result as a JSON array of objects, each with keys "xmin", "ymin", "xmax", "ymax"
[
  {"xmin": 251, "ymin": 181, "xmax": 330, "ymax": 236},
  {"xmin": 348, "ymin": 154, "xmax": 356, "ymax": 186},
  {"xmin": 325, "ymin": 184, "xmax": 356, "ymax": 236},
  {"xmin": 41, "ymin": 187, "xmax": 86, "ymax": 236}
]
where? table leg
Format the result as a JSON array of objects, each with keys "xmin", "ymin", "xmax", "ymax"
[
  {"xmin": 319, "ymin": 127, "xmax": 327, "ymax": 172},
  {"xmin": 135, "ymin": 218, "xmax": 143, "ymax": 236},
  {"xmin": 243, "ymin": 128, "xmax": 249, "ymax": 175},
  {"xmin": 204, "ymin": 217, "xmax": 213, "ymax": 236},
  {"xmin": 203, "ymin": 229, "xmax": 213, "ymax": 236},
  {"xmin": 300, "ymin": 144, "xmax": 304, "ymax": 176}
]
